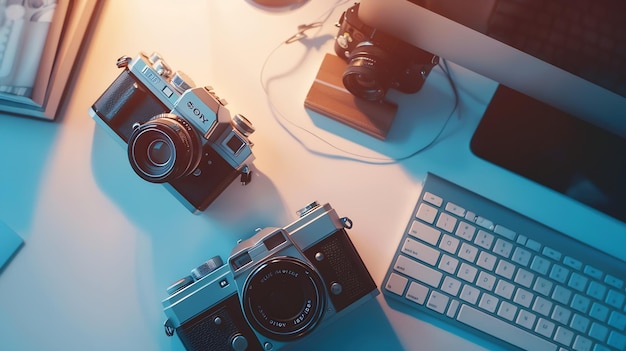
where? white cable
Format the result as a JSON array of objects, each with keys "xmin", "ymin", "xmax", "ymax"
[{"xmin": 259, "ymin": 1, "xmax": 460, "ymax": 164}]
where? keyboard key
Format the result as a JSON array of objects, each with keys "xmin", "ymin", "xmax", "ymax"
[
  {"xmin": 516, "ymin": 309, "xmax": 537, "ymax": 330},
  {"xmin": 406, "ymin": 281, "xmax": 429, "ymax": 305},
  {"xmin": 586, "ymin": 281, "xmax": 606, "ymax": 301},
  {"xmin": 514, "ymin": 288, "xmax": 534, "ymax": 308},
  {"xmin": 408, "ymin": 220, "xmax": 441, "ymax": 245},
  {"xmin": 532, "ymin": 296, "xmax": 553, "ymax": 317},
  {"xmin": 511, "ymin": 247, "xmax": 532, "ymax": 266},
  {"xmin": 551, "ymin": 305, "xmax": 572, "ymax": 325},
  {"xmin": 385, "ymin": 273, "xmax": 408, "ymax": 295},
  {"xmin": 535, "ymin": 318, "xmax": 556, "ymax": 338},
  {"xmin": 607, "ymin": 330, "xmax": 626, "ymax": 350},
  {"xmin": 457, "ymin": 242, "xmax": 478, "ymax": 262},
  {"xmin": 439, "ymin": 234, "xmax": 460, "ymax": 254},
  {"xmin": 495, "ymin": 280, "xmax": 515, "ymax": 299},
  {"xmin": 604, "ymin": 274, "xmax": 624, "ymax": 289},
  {"xmin": 401, "ymin": 238, "xmax": 440, "ymax": 265},
  {"xmin": 570, "ymin": 314, "xmax": 590, "ymax": 333},
  {"xmin": 497, "ymin": 301, "xmax": 517, "ymax": 321},
  {"xmin": 393, "ymin": 255, "xmax": 443, "ymax": 287},
  {"xmin": 436, "ymin": 212, "xmax": 457, "ymax": 233},
  {"xmin": 589, "ymin": 302, "xmax": 610, "ymax": 322},
  {"xmin": 445, "ymin": 202, "xmax": 465, "ymax": 217},
  {"xmin": 447, "ymin": 299, "xmax": 460, "ymax": 318},
  {"xmin": 608, "ymin": 311, "xmax": 626, "ymax": 329},
  {"xmin": 494, "ymin": 224, "xmax": 516, "ymax": 240},
  {"xmin": 543, "ymin": 246, "xmax": 562, "ymax": 261},
  {"xmin": 563, "ymin": 256, "xmax": 583, "ymax": 270},
  {"xmin": 457, "ymin": 305, "xmax": 558, "ymax": 351},
  {"xmin": 426, "ymin": 291, "xmax": 449, "ymax": 314},
  {"xmin": 476, "ymin": 271, "xmax": 496, "ymax": 291},
  {"xmin": 588, "ymin": 322, "xmax": 608, "ymax": 342},
  {"xmin": 475, "ymin": 216, "xmax": 495, "ymax": 230},
  {"xmin": 493, "ymin": 238, "xmax": 514, "ymax": 258},
  {"xmin": 416, "ymin": 203, "xmax": 438, "ymax": 224},
  {"xmin": 441, "ymin": 276, "xmax": 462, "ymax": 296},
  {"xmin": 455, "ymin": 221, "xmax": 476, "ymax": 241},
  {"xmin": 552, "ymin": 285, "xmax": 573, "ymax": 305},
  {"xmin": 476, "ymin": 251, "xmax": 497, "ymax": 271},
  {"xmin": 605, "ymin": 289, "xmax": 625, "ymax": 309},
  {"xmin": 533, "ymin": 277, "xmax": 554, "ymax": 297},
  {"xmin": 530, "ymin": 256, "xmax": 551, "ymax": 275},
  {"xmin": 525, "ymin": 238, "xmax": 541, "ymax": 252},
  {"xmin": 457, "ymin": 263, "xmax": 478, "ymax": 283},
  {"xmin": 438, "ymin": 254, "xmax": 459, "ymax": 275},
  {"xmin": 549, "ymin": 264, "xmax": 570, "ymax": 284},
  {"xmin": 474, "ymin": 230, "xmax": 494, "ymax": 250},
  {"xmin": 583, "ymin": 265, "xmax": 603, "ymax": 280},
  {"xmin": 572, "ymin": 335, "xmax": 592, "ymax": 351},
  {"xmin": 423, "ymin": 191, "xmax": 443, "ymax": 207},
  {"xmin": 495, "ymin": 260, "xmax": 515, "ymax": 280},
  {"xmin": 478, "ymin": 293, "xmax": 499, "ymax": 313},
  {"xmin": 460, "ymin": 285, "xmax": 480, "ymax": 305},
  {"xmin": 554, "ymin": 326, "xmax": 574, "ymax": 347},
  {"xmin": 514, "ymin": 268, "xmax": 535, "ymax": 288},
  {"xmin": 571, "ymin": 294, "xmax": 591, "ymax": 313},
  {"xmin": 568, "ymin": 273, "xmax": 589, "ymax": 292}
]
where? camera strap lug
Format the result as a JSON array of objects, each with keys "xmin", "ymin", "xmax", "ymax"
[
  {"xmin": 116, "ymin": 55, "xmax": 132, "ymax": 68},
  {"xmin": 341, "ymin": 217, "xmax": 353, "ymax": 229},
  {"xmin": 240, "ymin": 165, "xmax": 252, "ymax": 185},
  {"xmin": 164, "ymin": 319, "xmax": 175, "ymax": 337}
]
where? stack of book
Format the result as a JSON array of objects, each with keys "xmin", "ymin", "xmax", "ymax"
[{"xmin": 0, "ymin": 0, "xmax": 102, "ymax": 120}]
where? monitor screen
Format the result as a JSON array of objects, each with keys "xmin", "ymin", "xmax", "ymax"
[
  {"xmin": 358, "ymin": 0, "xmax": 626, "ymax": 138},
  {"xmin": 357, "ymin": 0, "xmax": 626, "ymax": 222}
]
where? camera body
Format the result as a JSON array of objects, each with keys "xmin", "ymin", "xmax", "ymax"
[
  {"xmin": 162, "ymin": 202, "xmax": 379, "ymax": 351},
  {"xmin": 88, "ymin": 52, "xmax": 255, "ymax": 213},
  {"xmin": 334, "ymin": 2, "xmax": 439, "ymax": 101}
]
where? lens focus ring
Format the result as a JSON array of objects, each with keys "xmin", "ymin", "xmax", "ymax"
[
  {"xmin": 342, "ymin": 43, "xmax": 393, "ymax": 101},
  {"xmin": 243, "ymin": 257, "xmax": 325, "ymax": 341},
  {"xmin": 128, "ymin": 113, "xmax": 202, "ymax": 183}
]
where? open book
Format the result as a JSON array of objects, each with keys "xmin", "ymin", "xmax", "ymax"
[{"xmin": 0, "ymin": 0, "xmax": 102, "ymax": 120}]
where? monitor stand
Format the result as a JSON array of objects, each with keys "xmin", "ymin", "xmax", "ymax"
[{"xmin": 470, "ymin": 84, "xmax": 626, "ymax": 223}]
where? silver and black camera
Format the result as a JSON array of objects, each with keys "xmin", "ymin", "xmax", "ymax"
[
  {"xmin": 162, "ymin": 202, "xmax": 379, "ymax": 351},
  {"xmin": 88, "ymin": 52, "xmax": 255, "ymax": 213},
  {"xmin": 334, "ymin": 2, "xmax": 439, "ymax": 101}
]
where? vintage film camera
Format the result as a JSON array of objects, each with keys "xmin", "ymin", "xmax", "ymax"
[
  {"xmin": 334, "ymin": 2, "xmax": 439, "ymax": 101},
  {"xmin": 88, "ymin": 52, "xmax": 255, "ymax": 213},
  {"xmin": 162, "ymin": 202, "xmax": 379, "ymax": 351}
]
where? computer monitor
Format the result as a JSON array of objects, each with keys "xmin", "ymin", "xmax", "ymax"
[
  {"xmin": 358, "ymin": 0, "xmax": 626, "ymax": 222},
  {"xmin": 358, "ymin": 0, "xmax": 626, "ymax": 137}
]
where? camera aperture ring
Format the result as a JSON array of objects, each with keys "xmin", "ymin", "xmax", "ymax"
[
  {"xmin": 243, "ymin": 257, "xmax": 326, "ymax": 341},
  {"xmin": 128, "ymin": 113, "xmax": 202, "ymax": 183}
]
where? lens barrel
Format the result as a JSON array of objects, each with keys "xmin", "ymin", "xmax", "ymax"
[
  {"xmin": 342, "ymin": 43, "xmax": 393, "ymax": 101},
  {"xmin": 243, "ymin": 257, "xmax": 325, "ymax": 341},
  {"xmin": 128, "ymin": 113, "xmax": 202, "ymax": 183}
]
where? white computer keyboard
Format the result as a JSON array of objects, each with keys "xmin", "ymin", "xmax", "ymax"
[{"xmin": 383, "ymin": 173, "xmax": 626, "ymax": 351}]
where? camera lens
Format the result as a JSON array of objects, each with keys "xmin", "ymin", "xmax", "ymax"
[
  {"xmin": 147, "ymin": 140, "xmax": 172, "ymax": 166},
  {"xmin": 243, "ymin": 257, "xmax": 325, "ymax": 341},
  {"xmin": 128, "ymin": 113, "xmax": 202, "ymax": 183},
  {"xmin": 343, "ymin": 43, "xmax": 393, "ymax": 101}
]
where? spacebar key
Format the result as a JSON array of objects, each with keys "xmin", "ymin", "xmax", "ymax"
[{"xmin": 457, "ymin": 305, "xmax": 557, "ymax": 351}]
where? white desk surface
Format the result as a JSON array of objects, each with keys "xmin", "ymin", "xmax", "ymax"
[{"xmin": 1, "ymin": 1, "xmax": 624, "ymax": 350}]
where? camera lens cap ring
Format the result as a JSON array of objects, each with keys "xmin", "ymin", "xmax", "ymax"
[
  {"xmin": 128, "ymin": 113, "xmax": 202, "ymax": 183},
  {"xmin": 243, "ymin": 257, "xmax": 325, "ymax": 341}
]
